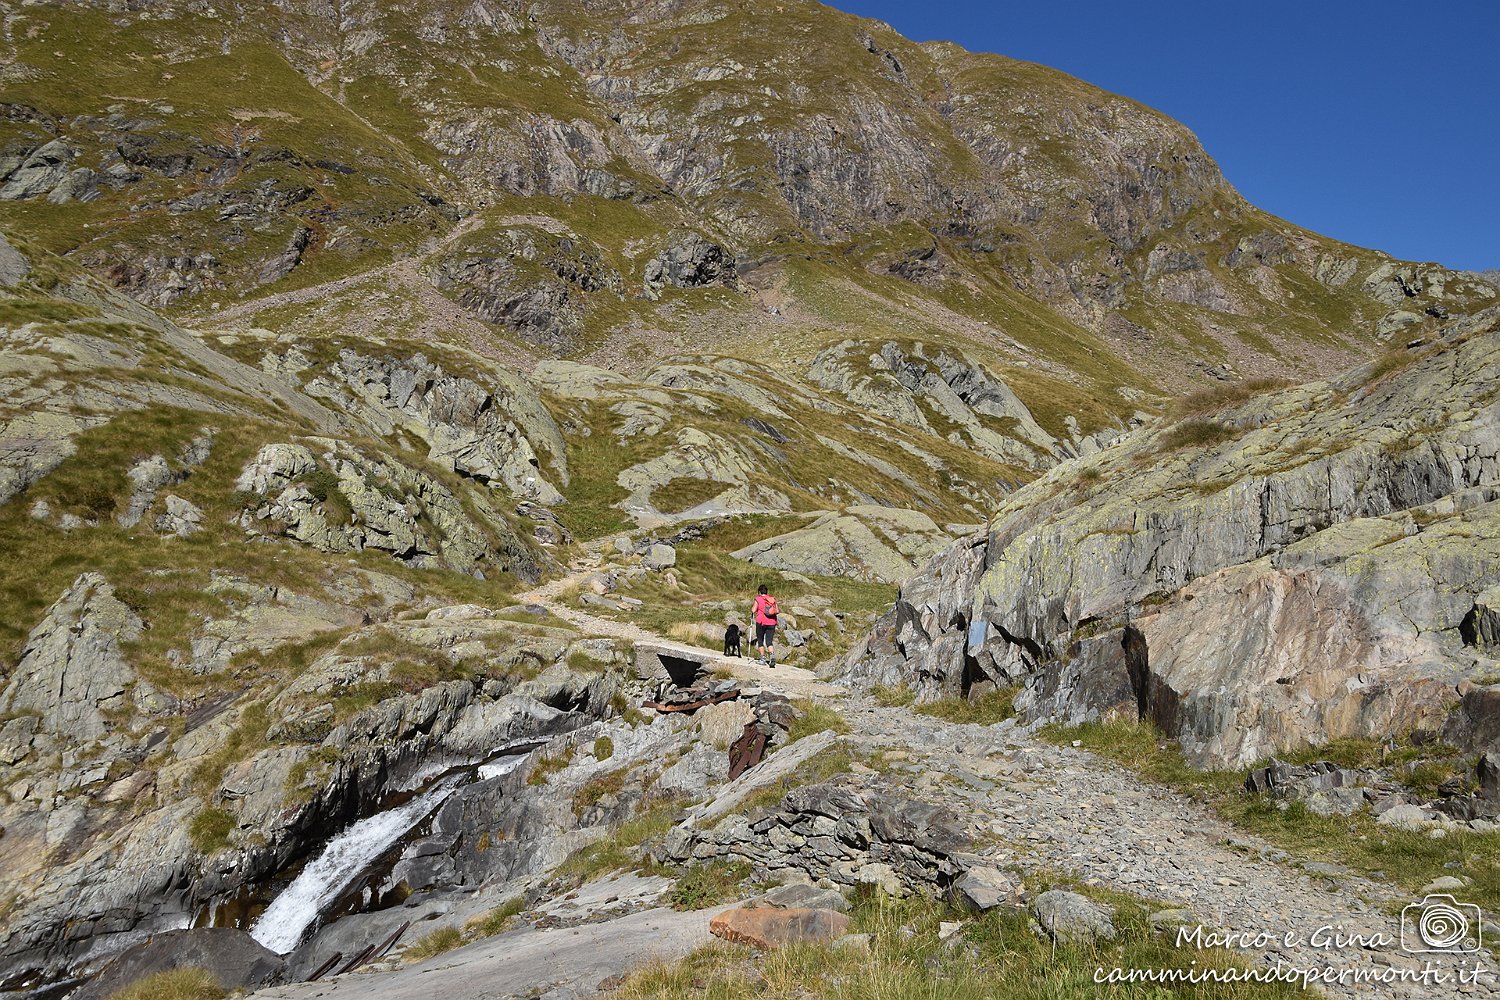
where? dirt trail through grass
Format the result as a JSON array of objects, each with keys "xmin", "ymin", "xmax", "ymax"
[
  {"xmin": 189, "ymin": 214, "xmax": 485, "ymax": 326},
  {"xmin": 518, "ymin": 564, "xmax": 843, "ymax": 700}
]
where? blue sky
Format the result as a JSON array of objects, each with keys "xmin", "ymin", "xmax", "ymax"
[{"xmin": 828, "ymin": 1, "xmax": 1498, "ymax": 271}]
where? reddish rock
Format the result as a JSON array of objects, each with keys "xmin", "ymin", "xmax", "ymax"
[{"xmin": 708, "ymin": 906, "xmax": 850, "ymax": 948}]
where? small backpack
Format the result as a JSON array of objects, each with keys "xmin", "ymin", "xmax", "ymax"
[{"xmin": 764, "ymin": 596, "xmax": 778, "ymax": 621}]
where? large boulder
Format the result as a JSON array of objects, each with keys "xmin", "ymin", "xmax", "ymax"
[
  {"xmin": 1031, "ymin": 890, "xmax": 1117, "ymax": 943},
  {"xmin": 72, "ymin": 928, "xmax": 284, "ymax": 1000},
  {"xmin": 709, "ymin": 906, "xmax": 849, "ymax": 948}
]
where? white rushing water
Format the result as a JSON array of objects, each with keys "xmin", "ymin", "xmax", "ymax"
[
  {"xmin": 249, "ymin": 779, "xmax": 459, "ymax": 954},
  {"xmin": 478, "ymin": 752, "xmax": 530, "ymax": 780}
]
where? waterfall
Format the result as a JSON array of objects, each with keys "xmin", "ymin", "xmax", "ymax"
[{"xmin": 249, "ymin": 778, "xmax": 460, "ymax": 954}]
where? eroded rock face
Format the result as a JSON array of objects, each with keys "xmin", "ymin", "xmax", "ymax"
[
  {"xmin": 431, "ymin": 228, "xmax": 621, "ymax": 354},
  {"xmin": 845, "ymin": 310, "xmax": 1500, "ymax": 767},
  {"xmin": 0, "ymin": 573, "xmax": 144, "ymax": 741}
]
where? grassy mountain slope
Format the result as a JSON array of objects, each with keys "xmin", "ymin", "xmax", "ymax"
[{"xmin": 4, "ymin": 0, "xmax": 1493, "ymax": 401}]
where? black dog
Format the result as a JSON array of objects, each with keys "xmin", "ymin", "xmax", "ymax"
[{"xmin": 724, "ymin": 623, "xmax": 742, "ymax": 657}]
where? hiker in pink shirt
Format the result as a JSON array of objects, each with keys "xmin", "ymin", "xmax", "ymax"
[{"xmin": 751, "ymin": 584, "xmax": 779, "ymax": 667}]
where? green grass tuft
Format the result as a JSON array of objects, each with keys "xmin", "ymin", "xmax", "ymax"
[
  {"xmin": 402, "ymin": 925, "xmax": 465, "ymax": 963},
  {"xmin": 465, "ymin": 896, "xmax": 527, "ymax": 939},
  {"xmin": 913, "ymin": 688, "xmax": 1016, "ymax": 726},
  {"xmin": 188, "ymin": 807, "xmax": 235, "ymax": 855},
  {"xmin": 106, "ymin": 968, "xmax": 225, "ymax": 1000},
  {"xmin": 872, "ymin": 683, "xmax": 915, "ymax": 707},
  {"xmin": 669, "ymin": 860, "xmax": 753, "ymax": 911},
  {"xmin": 786, "ymin": 701, "xmax": 850, "ymax": 742}
]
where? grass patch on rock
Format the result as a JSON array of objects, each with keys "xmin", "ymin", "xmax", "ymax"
[
  {"xmin": 1156, "ymin": 419, "xmax": 1237, "ymax": 452},
  {"xmin": 651, "ymin": 477, "xmax": 729, "ymax": 515},
  {"xmin": 465, "ymin": 896, "xmax": 527, "ymax": 939},
  {"xmin": 574, "ymin": 768, "xmax": 628, "ymax": 817},
  {"xmin": 187, "ymin": 806, "xmax": 236, "ymax": 856},
  {"xmin": 106, "ymin": 967, "xmax": 225, "ymax": 1000},
  {"xmin": 402, "ymin": 925, "xmax": 465, "ymax": 963},
  {"xmin": 787, "ymin": 701, "xmax": 850, "ymax": 742},
  {"xmin": 556, "ymin": 797, "xmax": 684, "ymax": 885},
  {"xmin": 527, "ymin": 747, "xmax": 575, "ymax": 787},
  {"xmin": 669, "ymin": 860, "xmax": 753, "ymax": 911},
  {"xmin": 913, "ymin": 688, "xmax": 1017, "ymax": 726},
  {"xmin": 872, "ymin": 684, "xmax": 915, "ymax": 707},
  {"xmin": 1167, "ymin": 377, "xmax": 1291, "ymax": 419}
]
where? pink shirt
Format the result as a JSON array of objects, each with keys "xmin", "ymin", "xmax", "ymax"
[{"xmin": 753, "ymin": 594, "xmax": 778, "ymax": 626}]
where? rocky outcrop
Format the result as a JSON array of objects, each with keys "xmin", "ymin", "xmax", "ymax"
[
  {"xmin": 845, "ymin": 310, "xmax": 1500, "ymax": 767},
  {"xmin": 0, "ymin": 139, "xmax": 79, "ymax": 201},
  {"xmin": 666, "ymin": 776, "xmax": 976, "ymax": 895},
  {"xmin": 1462, "ymin": 587, "xmax": 1500, "ymax": 653},
  {"xmin": 432, "ymin": 227, "xmax": 622, "ymax": 353},
  {"xmin": 643, "ymin": 235, "xmax": 738, "ymax": 299},
  {"xmin": 0, "ymin": 573, "xmax": 149, "ymax": 742},
  {"xmin": 806, "ymin": 341, "xmax": 1062, "ymax": 470},
  {"xmin": 732, "ymin": 506, "xmax": 963, "ymax": 584},
  {"xmin": 307, "ymin": 349, "xmax": 567, "ymax": 503},
  {"xmin": 234, "ymin": 440, "xmax": 541, "ymax": 580}
]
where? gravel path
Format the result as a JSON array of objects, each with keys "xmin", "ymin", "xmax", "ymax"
[
  {"xmin": 847, "ymin": 704, "xmax": 1499, "ymax": 998},
  {"xmin": 522, "ymin": 559, "xmax": 1499, "ymax": 995},
  {"xmin": 190, "ymin": 215, "xmax": 485, "ymax": 326}
]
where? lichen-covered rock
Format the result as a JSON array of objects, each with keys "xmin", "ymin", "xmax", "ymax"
[{"xmin": 154, "ymin": 493, "xmax": 203, "ymax": 537}]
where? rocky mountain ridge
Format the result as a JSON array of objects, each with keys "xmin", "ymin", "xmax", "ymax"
[
  {"xmin": 3, "ymin": 0, "xmax": 1494, "ymax": 394},
  {"xmin": 846, "ymin": 304, "xmax": 1500, "ymax": 767}
]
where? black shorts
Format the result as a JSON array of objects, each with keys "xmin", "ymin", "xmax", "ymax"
[{"xmin": 755, "ymin": 622, "xmax": 775, "ymax": 646}]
